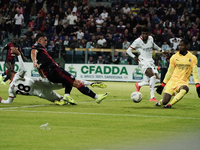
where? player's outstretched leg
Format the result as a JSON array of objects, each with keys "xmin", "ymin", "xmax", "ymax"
[
  {"xmin": 95, "ymin": 93, "xmax": 108, "ymax": 104},
  {"xmin": 149, "ymin": 75, "xmax": 158, "ymax": 102},
  {"xmin": 91, "ymin": 82, "xmax": 107, "ymax": 88},
  {"xmin": 63, "ymin": 94, "xmax": 77, "ymax": 105}
]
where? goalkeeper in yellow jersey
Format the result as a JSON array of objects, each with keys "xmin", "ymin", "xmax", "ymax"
[{"xmin": 155, "ymin": 39, "xmax": 200, "ymax": 108}]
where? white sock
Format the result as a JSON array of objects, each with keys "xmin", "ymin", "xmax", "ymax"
[
  {"xmin": 149, "ymin": 75, "xmax": 156, "ymax": 98},
  {"xmin": 138, "ymin": 80, "xmax": 149, "ymax": 87},
  {"xmin": 64, "ymin": 94, "xmax": 70, "ymax": 96},
  {"xmin": 80, "ymin": 80, "xmax": 93, "ymax": 86},
  {"xmin": 94, "ymin": 94, "xmax": 98, "ymax": 99}
]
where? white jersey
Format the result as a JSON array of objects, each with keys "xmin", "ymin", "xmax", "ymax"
[
  {"xmin": 9, "ymin": 74, "xmax": 63, "ymax": 99},
  {"xmin": 130, "ymin": 36, "xmax": 161, "ymax": 60}
]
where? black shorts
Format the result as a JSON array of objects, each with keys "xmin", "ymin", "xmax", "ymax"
[
  {"xmin": 47, "ymin": 67, "xmax": 75, "ymax": 85},
  {"xmin": 5, "ymin": 58, "xmax": 15, "ymax": 64}
]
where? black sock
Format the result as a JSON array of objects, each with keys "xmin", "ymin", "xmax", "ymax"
[
  {"xmin": 3, "ymin": 76, "xmax": 8, "ymax": 82},
  {"xmin": 2, "ymin": 72, "xmax": 6, "ymax": 76},
  {"xmin": 78, "ymin": 85, "xmax": 96, "ymax": 98},
  {"xmin": 65, "ymin": 85, "xmax": 72, "ymax": 94}
]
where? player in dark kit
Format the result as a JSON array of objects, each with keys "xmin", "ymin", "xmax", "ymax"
[
  {"xmin": 31, "ymin": 33, "xmax": 108, "ymax": 105},
  {"xmin": 0, "ymin": 37, "xmax": 26, "ymax": 85}
]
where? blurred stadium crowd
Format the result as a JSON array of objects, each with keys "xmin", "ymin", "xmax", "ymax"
[{"xmin": 0, "ymin": 0, "xmax": 199, "ymax": 65}]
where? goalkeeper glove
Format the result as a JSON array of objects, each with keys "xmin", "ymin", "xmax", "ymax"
[
  {"xmin": 156, "ymin": 82, "xmax": 166, "ymax": 95},
  {"xmin": 196, "ymin": 83, "xmax": 200, "ymax": 98}
]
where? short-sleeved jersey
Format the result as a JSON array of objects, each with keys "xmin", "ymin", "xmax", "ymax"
[
  {"xmin": 130, "ymin": 36, "xmax": 157, "ymax": 60},
  {"xmin": 168, "ymin": 51, "xmax": 197, "ymax": 82},
  {"xmin": 9, "ymin": 73, "xmax": 63, "ymax": 98},
  {"xmin": 4, "ymin": 43, "xmax": 21, "ymax": 60},
  {"xmin": 32, "ymin": 43, "xmax": 58, "ymax": 75}
]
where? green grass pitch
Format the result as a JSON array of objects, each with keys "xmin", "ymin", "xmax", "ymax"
[{"xmin": 0, "ymin": 81, "xmax": 200, "ymax": 150}]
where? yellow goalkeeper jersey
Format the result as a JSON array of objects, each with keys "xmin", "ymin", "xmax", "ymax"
[{"xmin": 169, "ymin": 51, "xmax": 197, "ymax": 82}]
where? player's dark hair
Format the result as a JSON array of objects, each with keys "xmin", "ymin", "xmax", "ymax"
[
  {"xmin": 181, "ymin": 39, "xmax": 189, "ymax": 46},
  {"xmin": 7, "ymin": 70, "xmax": 17, "ymax": 79},
  {"xmin": 141, "ymin": 27, "xmax": 149, "ymax": 33},
  {"xmin": 35, "ymin": 33, "xmax": 45, "ymax": 41}
]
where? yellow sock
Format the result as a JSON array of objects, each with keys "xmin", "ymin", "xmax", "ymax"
[
  {"xmin": 158, "ymin": 99, "xmax": 164, "ymax": 106},
  {"xmin": 169, "ymin": 89, "xmax": 187, "ymax": 106}
]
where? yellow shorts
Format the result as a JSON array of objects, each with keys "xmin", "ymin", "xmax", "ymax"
[{"xmin": 164, "ymin": 80, "xmax": 189, "ymax": 95}]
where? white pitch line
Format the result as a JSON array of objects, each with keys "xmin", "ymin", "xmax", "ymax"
[
  {"xmin": 0, "ymin": 104, "xmax": 50, "ymax": 110},
  {"xmin": 1, "ymin": 109, "xmax": 200, "ymax": 120}
]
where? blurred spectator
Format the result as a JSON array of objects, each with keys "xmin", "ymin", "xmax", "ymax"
[
  {"xmin": 55, "ymin": 20, "xmax": 63, "ymax": 35},
  {"xmin": 100, "ymin": 9, "xmax": 108, "ymax": 21},
  {"xmin": 54, "ymin": 39, "xmax": 65, "ymax": 58},
  {"xmin": 78, "ymin": 39, "xmax": 86, "ymax": 48},
  {"xmin": 29, "ymin": 35, "xmax": 35, "ymax": 47},
  {"xmin": 23, "ymin": 0, "xmax": 32, "ymax": 26},
  {"xmin": 62, "ymin": 22, "xmax": 70, "ymax": 36},
  {"xmin": 169, "ymin": 37, "xmax": 181, "ymax": 50},
  {"xmin": 45, "ymin": 13, "xmax": 53, "ymax": 28},
  {"xmin": 191, "ymin": 4, "xmax": 200, "ymax": 16},
  {"xmin": 5, "ymin": 14, "xmax": 13, "ymax": 33},
  {"xmin": 16, "ymin": 3, "xmax": 23, "ymax": 14},
  {"xmin": 129, "ymin": 27, "xmax": 139, "ymax": 42},
  {"xmin": 87, "ymin": 15, "xmax": 94, "ymax": 27},
  {"xmin": 161, "ymin": 41, "xmax": 171, "ymax": 52},
  {"xmin": 58, "ymin": 8, "xmax": 65, "ymax": 20},
  {"xmin": 190, "ymin": 24, "xmax": 199, "ymax": 36},
  {"xmin": 96, "ymin": 55, "xmax": 105, "ymax": 64},
  {"xmin": 63, "ymin": 36, "xmax": 70, "ymax": 47},
  {"xmin": 62, "ymin": 15, "xmax": 68, "ymax": 25},
  {"xmin": 115, "ymin": 21, "xmax": 125, "ymax": 38},
  {"xmin": 189, "ymin": 13, "xmax": 196, "ymax": 23},
  {"xmin": 185, "ymin": 30, "xmax": 193, "ymax": 42},
  {"xmin": 176, "ymin": 29, "xmax": 184, "ymax": 39},
  {"xmin": 169, "ymin": 10, "xmax": 177, "ymax": 23},
  {"xmin": 39, "ymin": 20, "xmax": 48, "ymax": 33},
  {"xmin": 13, "ymin": 10, "xmax": 24, "ymax": 37},
  {"xmin": 36, "ymin": 0, "xmax": 44, "ymax": 13},
  {"xmin": 97, "ymin": 35, "xmax": 107, "ymax": 48},
  {"xmin": 95, "ymin": 15, "xmax": 104, "ymax": 28},
  {"xmin": 154, "ymin": 30, "xmax": 163, "ymax": 47},
  {"xmin": 112, "ymin": 51, "xmax": 120, "ymax": 64},
  {"xmin": 181, "ymin": 10, "xmax": 189, "ymax": 22},
  {"xmin": 0, "ymin": 18, "xmax": 8, "ymax": 38},
  {"xmin": 88, "ymin": 56, "xmax": 95, "ymax": 64},
  {"xmin": 75, "ymin": 28, "xmax": 84, "ymax": 40},
  {"xmin": 49, "ymin": 6, "xmax": 56, "ymax": 18},
  {"xmin": 122, "ymin": 29, "xmax": 129, "ymax": 41},
  {"xmin": 53, "ymin": 14, "xmax": 60, "ymax": 27},
  {"xmin": 70, "ymin": 25, "xmax": 78, "ymax": 36},
  {"xmin": 93, "ymin": 8, "xmax": 99, "ymax": 20},
  {"xmin": 106, "ymin": 34, "xmax": 115, "ymax": 48},
  {"xmin": 158, "ymin": 52, "xmax": 169, "ymax": 83},
  {"xmin": 151, "ymin": 14, "xmax": 160, "ymax": 27},
  {"xmin": 194, "ymin": 17, "xmax": 200, "ymax": 29},
  {"xmin": 107, "ymin": 23, "xmax": 116, "ymax": 35},
  {"xmin": 83, "ymin": 29, "xmax": 91, "ymax": 41},
  {"xmin": 62, "ymin": 1, "xmax": 69, "ymax": 12},
  {"xmin": 131, "ymin": 4, "xmax": 139, "ymax": 16},
  {"xmin": 122, "ymin": 38, "xmax": 130, "ymax": 49},
  {"xmin": 163, "ymin": 19, "xmax": 172, "ymax": 29},
  {"xmin": 67, "ymin": 11, "xmax": 77, "ymax": 29},
  {"xmin": 101, "ymin": 22, "xmax": 107, "ymax": 35},
  {"xmin": 94, "ymin": 27, "xmax": 102, "ymax": 39},
  {"xmin": 162, "ymin": 29, "xmax": 174, "ymax": 44},
  {"xmin": 176, "ymin": 3, "xmax": 184, "ymax": 17},
  {"xmin": 170, "ymin": 22, "xmax": 178, "ymax": 36},
  {"xmin": 47, "ymin": 40, "xmax": 55, "ymax": 57},
  {"xmin": 120, "ymin": 51, "xmax": 129, "ymax": 65},
  {"xmin": 166, "ymin": 3, "xmax": 175, "ymax": 16},
  {"xmin": 86, "ymin": 35, "xmax": 97, "ymax": 49},
  {"xmin": 25, "ymin": 27, "xmax": 33, "ymax": 41},
  {"xmin": 190, "ymin": 36, "xmax": 199, "ymax": 55},
  {"xmin": 70, "ymin": 36, "xmax": 79, "ymax": 49},
  {"xmin": 115, "ymin": 38, "xmax": 123, "ymax": 49},
  {"xmin": 122, "ymin": 3, "xmax": 130, "ymax": 14},
  {"xmin": 139, "ymin": 5, "xmax": 148, "ymax": 16},
  {"xmin": 72, "ymin": 2, "xmax": 78, "ymax": 13},
  {"xmin": 39, "ymin": 8, "xmax": 46, "ymax": 19},
  {"xmin": 21, "ymin": 35, "xmax": 29, "ymax": 47},
  {"xmin": 156, "ymin": 3, "xmax": 166, "ymax": 19},
  {"xmin": 185, "ymin": 16, "xmax": 192, "ymax": 29},
  {"xmin": 35, "ymin": 13, "xmax": 43, "ymax": 30},
  {"xmin": 96, "ymin": 3, "xmax": 104, "ymax": 14}
]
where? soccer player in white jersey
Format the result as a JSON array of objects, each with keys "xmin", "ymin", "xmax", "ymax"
[
  {"xmin": 126, "ymin": 27, "xmax": 163, "ymax": 102},
  {"xmin": 0, "ymin": 48, "xmax": 106, "ymax": 105}
]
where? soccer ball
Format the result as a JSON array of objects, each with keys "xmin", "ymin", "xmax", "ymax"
[{"xmin": 131, "ymin": 91, "xmax": 142, "ymax": 103}]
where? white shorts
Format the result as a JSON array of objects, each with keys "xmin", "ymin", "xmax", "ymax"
[{"xmin": 138, "ymin": 58, "xmax": 158, "ymax": 74}]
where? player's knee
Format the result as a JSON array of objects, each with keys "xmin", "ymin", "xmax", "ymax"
[
  {"xmin": 73, "ymin": 79, "xmax": 84, "ymax": 88},
  {"xmin": 179, "ymin": 85, "xmax": 189, "ymax": 93}
]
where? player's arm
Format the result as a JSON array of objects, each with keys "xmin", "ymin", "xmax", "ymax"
[
  {"xmin": 31, "ymin": 49, "xmax": 39, "ymax": 68},
  {"xmin": 18, "ymin": 46, "xmax": 27, "ymax": 60},
  {"xmin": 153, "ymin": 42, "xmax": 162, "ymax": 52},
  {"xmin": 37, "ymin": 67, "xmax": 45, "ymax": 78},
  {"xmin": 126, "ymin": 46, "xmax": 138, "ymax": 64}
]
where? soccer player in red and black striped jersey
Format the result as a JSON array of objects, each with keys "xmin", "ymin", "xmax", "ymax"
[
  {"xmin": 31, "ymin": 33, "xmax": 108, "ymax": 105},
  {"xmin": 0, "ymin": 37, "xmax": 26, "ymax": 85}
]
